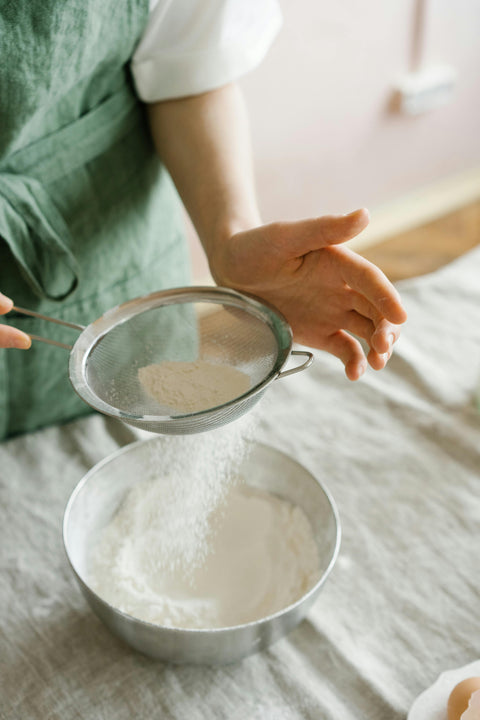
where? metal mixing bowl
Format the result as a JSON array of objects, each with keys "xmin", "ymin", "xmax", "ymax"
[{"xmin": 63, "ymin": 439, "xmax": 341, "ymax": 665}]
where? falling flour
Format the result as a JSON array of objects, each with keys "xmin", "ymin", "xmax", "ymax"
[
  {"xmin": 89, "ymin": 479, "xmax": 321, "ymax": 629},
  {"xmin": 92, "ymin": 416, "xmax": 259, "ymax": 577},
  {"xmin": 138, "ymin": 359, "xmax": 251, "ymax": 413},
  {"xmin": 87, "ymin": 411, "xmax": 321, "ymax": 629}
]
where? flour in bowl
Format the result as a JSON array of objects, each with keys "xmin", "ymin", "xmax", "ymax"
[
  {"xmin": 138, "ymin": 359, "xmax": 251, "ymax": 413},
  {"xmin": 89, "ymin": 480, "xmax": 320, "ymax": 629},
  {"xmin": 93, "ymin": 416, "xmax": 258, "ymax": 576}
]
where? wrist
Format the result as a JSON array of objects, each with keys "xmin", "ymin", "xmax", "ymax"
[{"xmin": 203, "ymin": 210, "xmax": 261, "ymax": 286}]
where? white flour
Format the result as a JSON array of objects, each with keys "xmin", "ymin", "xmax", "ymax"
[
  {"xmin": 94, "ymin": 415, "xmax": 259, "ymax": 578},
  {"xmin": 138, "ymin": 359, "xmax": 251, "ymax": 413},
  {"xmin": 89, "ymin": 480, "xmax": 320, "ymax": 629}
]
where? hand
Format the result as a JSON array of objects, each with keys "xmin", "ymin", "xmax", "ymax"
[
  {"xmin": 210, "ymin": 209, "xmax": 407, "ymax": 380},
  {"xmin": 0, "ymin": 293, "xmax": 31, "ymax": 349}
]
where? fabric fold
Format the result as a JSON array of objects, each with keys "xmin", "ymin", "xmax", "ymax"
[{"xmin": 0, "ymin": 172, "xmax": 79, "ymax": 301}]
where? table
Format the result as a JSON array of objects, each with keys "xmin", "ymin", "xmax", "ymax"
[{"xmin": 1, "ymin": 247, "xmax": 480, "ymax": 720}]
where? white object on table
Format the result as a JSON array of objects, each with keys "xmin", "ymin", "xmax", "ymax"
[{"xmin": 408, "ymin": 660, "xmax": 480, "ymax": 720}]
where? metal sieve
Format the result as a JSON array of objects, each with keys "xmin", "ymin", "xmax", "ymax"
[{"xmin": 13, "ymin": 287, "xmax": 313, "ymax": 434}]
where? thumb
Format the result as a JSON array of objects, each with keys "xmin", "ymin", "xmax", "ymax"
[
  {"xmin": 280, "ymin": 208, "xmax": 370, "ymax": 256},
  {"xmin": 324, "ymin": 208, "xmax": 370, "ymax": 244}
]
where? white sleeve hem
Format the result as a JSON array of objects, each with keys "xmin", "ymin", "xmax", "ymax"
[{"xmin": 131, "ymin": 14, "xmax": 282, "ymax": 102}]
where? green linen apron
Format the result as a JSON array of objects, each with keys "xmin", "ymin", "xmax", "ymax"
[{"xmin": 0, "ymin": 0, "xmax": 191, "ymax": 439}]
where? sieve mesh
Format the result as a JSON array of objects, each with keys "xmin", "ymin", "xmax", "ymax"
[{"xmin": 69, "ymin": 288, "xmax": 293, "ymax": 432}]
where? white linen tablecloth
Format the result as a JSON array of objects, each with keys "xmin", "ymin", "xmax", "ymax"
[{"xmin": 1, "ymin": 247, "xmax": 480, "ymax": 720}]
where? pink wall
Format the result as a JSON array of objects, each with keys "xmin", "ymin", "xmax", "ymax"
[
  {"xmin": 241, "ymin": 0, "xmax": 480, "ymax": 219},
  {"xmin": 189, "ymin": 0, "xmax": 480, "ymax": 279}
]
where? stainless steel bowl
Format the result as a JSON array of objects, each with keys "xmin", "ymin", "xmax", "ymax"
[{"xmin": 63, "ymin": 439, "xmax": 341, "ymax": 665}]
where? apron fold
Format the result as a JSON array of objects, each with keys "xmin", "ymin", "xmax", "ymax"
[
  {"xmin": 0, "ymin": 84, "xmax": 139, "ymax": 183},
  {"xmin": 0, "ymin": 0, "xmax": 190, "ymax": 438},
  {"xmin": 0, "ymin": 85, "xmax": 141, "ymax": 303},
  {"xmin": 0, "ymin": 172, "xmax": 79, "ymax": 301}
]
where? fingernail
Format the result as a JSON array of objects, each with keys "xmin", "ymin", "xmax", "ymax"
[
  {"xmin": 388, "ymin": 333, "xmax": 395, "ymax": 349},
  {"xmin": 13, "ymin": 333, "xmax": 31, "ymax": 350},
  {"xmin": 355, "ymin": 360, "xmax": 367, "ymax": 379},
  {"xmin": 344, "ymin": 208, "xmax": 370, "ymax": 220}
]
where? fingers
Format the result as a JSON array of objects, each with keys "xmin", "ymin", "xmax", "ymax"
[
  {"xmin": 326, "ymin": 327, "xmax": 399, "ymax": 379},
  {"xmin": 371, "ymin": 318, "xmax": 402, "ymax": 354},
  {"xmin": 315, "ymin": 208, "xmax": 370, "ymax": 247},
  {"xmin": 340, "ymin": 312, "xmax": 400, "ymax": 372},
  {"xmin": 347, "ymin": 293, "xmax": 403, "ymax": 353},
  {"xmin": 0, "ymin": 324, "xmax": 31, "ymax": 349},
  {"xmin": 325, "ymin": 308, "xmax": 402, "ymax": 378},
  {"xmin": 340, "ymin": 250, "xmax": 407, "ymax": 325},
  {"xmin": 367, "ymin": 346, "xmax": 391, "ymax": 372},
  {"xmin": 344, "ymin": 310, "xmax": 376, "ymax": 343},
  {"xmin": 0, "ymin": 294, "xmax": 31, "ymax": 349},
  {"xmin": 273, "ymin": 208, "xmax": 370, "ymax": 257},
  {"xmin": 324, "ymin": 208, "xmax": 370, "ymax": 244},
  {"xmin": 0, "ymin": 292, "xmax": 13, "ymax": 314},
  {"xmin": 323, "ymin": 331, "xmax": 368, "ymax": 381}
]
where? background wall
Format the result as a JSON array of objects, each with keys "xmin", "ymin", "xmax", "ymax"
[{"xmin": 190, "ymin": 0, "xmax": 480, "ymax": 279}]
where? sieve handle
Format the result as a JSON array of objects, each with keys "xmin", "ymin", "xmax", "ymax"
[
  {"xmin": 11, "ymin": 306, "xmax": 86, "ymax": 351},
  {"xmin": 276, "ymin": 350, "xmax": 314, "ymax": 379}
]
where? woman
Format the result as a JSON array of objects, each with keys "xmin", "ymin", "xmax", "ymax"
[{"xmin": 0, "ymin": 0, "xmax": 406, "ymax": 438}]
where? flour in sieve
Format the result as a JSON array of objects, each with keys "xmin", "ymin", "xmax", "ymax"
[
  {"xmin": 89, "ymin": 480, "xmax": 321, "ymax": 629},
  {"xmin": 138, "ymin": 359, "xmax": 251, "ymax": 413}
]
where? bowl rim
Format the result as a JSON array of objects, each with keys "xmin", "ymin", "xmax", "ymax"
[{"xmin": 63, "ymin": 437, "xmax": 342, "ymax": 635}]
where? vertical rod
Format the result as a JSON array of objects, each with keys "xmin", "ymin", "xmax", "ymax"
[{"xmin": 410, "ymin": 0, "xmax": 428, "ymax": 72}]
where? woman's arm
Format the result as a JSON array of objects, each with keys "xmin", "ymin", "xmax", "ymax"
[
  {"xmin": 147, "ymin": 83, "xmax": 261, "ymax": 255},
  {"xmin": 150, "ymin": 83, "xmax": 407, "ymax": 379}
]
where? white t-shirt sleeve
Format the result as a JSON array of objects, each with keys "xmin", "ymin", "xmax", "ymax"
[{"xmin": 130, "ymin": 0, "xmax": 282, "ymax": 102}]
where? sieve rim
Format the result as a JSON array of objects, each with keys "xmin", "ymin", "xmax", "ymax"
[{"xmin": 68, "ymin": 286, "xmax": 293, "ymax": 425}]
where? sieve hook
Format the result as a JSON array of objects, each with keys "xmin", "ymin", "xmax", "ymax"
[
  {"xmin": 276, "ymin": 350, "xmax": 313, "ymax": 379},
  {"xmin": 12, "ymin": 306, "xmax": 85, "ymax": 351}
]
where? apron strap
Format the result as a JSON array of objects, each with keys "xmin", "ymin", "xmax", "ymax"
[{"xmin": 0, "ymin": 172, "xmax": 79, "ymax": 301}]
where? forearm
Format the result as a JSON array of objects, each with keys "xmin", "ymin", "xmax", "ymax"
[
  {"xmin": 147, "ymin": 84, "xmax": 407, "ymax": 379},
  {"xmin": 147, "ymin": 83, "xmax": 261, "ymax": 273}
]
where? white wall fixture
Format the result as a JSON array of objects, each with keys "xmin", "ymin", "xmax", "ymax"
[
  {"xmin": 393, "ymin": 64, "xmax": 456, "ymax": 115},
  {"xmin": 393, "ymin": 0, "xmax": 456, "ymax": 115}
]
